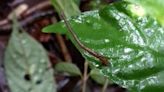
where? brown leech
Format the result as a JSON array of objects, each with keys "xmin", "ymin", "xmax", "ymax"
[{"xmin": 60, "ymin": 12, "xmax": 109, "ymax": 66}]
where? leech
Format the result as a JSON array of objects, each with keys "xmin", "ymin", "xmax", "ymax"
[{"xmin": 60, "ymin": 12, "xmax": 109, "ymax": 66}]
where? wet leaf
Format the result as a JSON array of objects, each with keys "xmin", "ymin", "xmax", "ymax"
[
  {"xmin": 43, "ymin": 1, "xmax": 164, "ymax": 92},
  {"xmin": 55, "ymin": 62, "xmax": 81, "ymax": 76},
  {"xmin": 4, "ymin": 19, "xmax": 56, "ymax": 92},
  {"xmin": 125, "ymin": 0, "xmax": 164, "ymax": 27}
]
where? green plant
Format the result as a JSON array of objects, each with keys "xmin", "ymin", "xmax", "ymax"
[
  {"xmin": 5, "ymin": 17, "xmax": 56, "ymax": 92},
  {"xmin": 125, "ymin": 0, "xmax": 164, "ymax": 27},
  {"xmin": 43, "ymin": 0, "xmax": 164, "ymax": 92}
]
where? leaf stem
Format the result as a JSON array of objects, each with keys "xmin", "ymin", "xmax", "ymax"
[
  {"xmin": 82, "ymin": 61, "xmax": 89, "ymax": 92},
  {"xmin": 56, "ymin": 34, "xmax": 72, "ymax": 62},
  {"xmin": 101, "ymin": 78, "xmax": 109, "ymax": 92}
]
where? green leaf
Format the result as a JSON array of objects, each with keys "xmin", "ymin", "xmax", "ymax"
[
  {"xmin": 125, "ymin": 0, "xmax": 164, "ymax": 27},
  {"xmin": 89, "ymin": 0, "xmax": 108, "ymax": 10},
  {"xmin": 55, "ymin": 62, "xmax": 82, "ymax": 76},
  {"xmin": 90, "ymin": 68, "xmax": 110, "ymax": 85},
  {"xmin": 73, "ymin": 0, "xmax": 80, "ymax": 6},
  {"xmin": 43, "ymin": 1, "xmax": 164, "ymax": 92},
  {"xmin": 5, "ymin": 19, "xmax": 56, "ymax": 92},
  {"xmin": 51, "ymin": 0, "xmax": 80, "ymax": 18}
]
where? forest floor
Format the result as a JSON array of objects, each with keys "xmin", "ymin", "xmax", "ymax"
[{"xmin": 0, "ymin": 0, "xmax": 126, "ymax": 92}]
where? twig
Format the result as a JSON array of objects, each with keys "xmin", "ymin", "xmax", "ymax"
[
  {"xmin": 82, "ymin": 61, "xmax": 89, "ymax": 92},
  {"xmin": 0, "ymin": 19, "xmax": 8, "ymax": 26},
  {"xmin": 23, "ymin": 1, "xmax": 51, "ymax": 16},
  {"xmin": 0, "ymin": 1, "xmax": 52, "ymax": 31},
  {"xmin": 60, "ymin": 12, "xmax": 109, "ymax": 66},
  {"xmin": 101, "ymin": 78, "xmax": 109, "ymax": 92},
  {"xmin": 56, "ymin": 34, "xmax": 72, "ymax": 62},
  {"xmin": 0, "ymin": 10, "xmax": 55, "ymax": 31},
  {"xmin": 50, "ymin": 14, "xmax": 72, "ymax": 63}
]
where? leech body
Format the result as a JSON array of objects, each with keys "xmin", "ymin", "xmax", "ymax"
[{"xmin": 60, "ymin": 12, "xmax": 109, "ymax": 65}]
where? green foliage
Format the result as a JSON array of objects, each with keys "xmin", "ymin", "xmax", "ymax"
[
  {"xmin": 51, "ymin": 0, "xmax": 80, "ymax": 18},
  {"xmin": 90, "ymin": 69, "xmax": 110, "ymax": 85},
  {"xmin": 74, "ymin": 0, "xmax": 80, "ymax": 6},
  {"xmin": 5, "ymin": 19, "xmax": 56, "ymax": 92},
  {"xmin": 43, "ymin": 1, "xmax": 164, "ymax": 92},
  {"xmin": 55, "ymin": 62, "xmax": 82, "ymax": 76},
  {"xmin": 89, "ymin": 0, "xmax": 107, "ymax": 10},
  {"xmin": 125, "ymin": 0, "xmax": 164, "ymax": 27}
]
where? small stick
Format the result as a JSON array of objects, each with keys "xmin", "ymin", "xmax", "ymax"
[
  {"xmin": 60, "ymin": 12, "xmax": 109, "ymax": 65},
  {"xmin": 51, "ymin": 15, "xmax": 72, "ymax": 62},
  {"xmin": 0, "ymin": 1, "xmax": 52, "ymax": 31},
  {"xmin": 0, "ymin": 10, "xmax": 54, "ymax": 31},
  {"xmin": 82, "ymin": 61, "xmax": 89, "ymax": 92},
  {"xmin": 23, "ymin": 1, "xmax": 51, "ymax": 16},
  {"xmin": 101, "ymin": 78, "xmax": 109, "ymax": 92},
  {"xmin": 56, "ymin": 34, "xmax": 72, "ymax": 62}
]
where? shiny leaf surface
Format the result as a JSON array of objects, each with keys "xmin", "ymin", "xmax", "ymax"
[
  {"xmin": 43, "ymin": 1, "xmax": 164, "ymax": 92},
  {"xmin": 5, "ymin": 19, "xmax": 56, "ymax": 92},
  {"xmin": 125, "ymin": 0, "xmax": 164, "ymax": 27}
]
